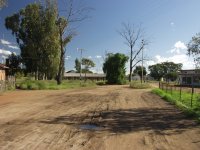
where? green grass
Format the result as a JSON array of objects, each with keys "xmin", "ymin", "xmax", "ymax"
[
  {"xmin": 152, "ymin": 88, "xmax": 200, "ymax": 121},
  {"xmin": 130, "ymin": 81, "xmax": 151, "ymax": 89},
  {"xmin": 16, "ymin": 79, "xmax": 97, "ymax": 90}
]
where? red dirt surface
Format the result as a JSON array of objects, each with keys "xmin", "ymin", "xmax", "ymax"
[{"xmin": 0, "ymin": 85, "xmax": 200, "ymax": 150}]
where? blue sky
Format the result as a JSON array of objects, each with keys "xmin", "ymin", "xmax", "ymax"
[{"xmin": 1, "ymin": 0, "xmax": 200, "ymax": 73}]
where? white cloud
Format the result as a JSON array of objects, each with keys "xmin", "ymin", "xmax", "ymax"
[
  {"xmin": 65, "ymin": 55, "xmax": 71, "ymax": 60},
  {"xmin": 95, "ymin": 55, "xmax": 102, "ymax": 59},
  {"xmin": 146, "ymin": 54, "xmax": 194, "ymax": 70},
  {"xmin": 0, "ymin": 39, "xmax": 11, "ymax": 45},
  {"xmin": 88, "ymin": 56, "xmax": 92, "ymax": 59},
  {"xmin": 170, "ymin": 41, "xmax": 187, "ymax": 54},
  {"xmin": 0, "ymin": 48, "xmax": 12, "ymax": 56},
  {"xmin": 8, "ymin": 45, "xmax": 19, "ymax": 50}
]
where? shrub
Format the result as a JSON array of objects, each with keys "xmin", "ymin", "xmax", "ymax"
[{"xmin": 130, "ymin": 81, "xmax": 151, "ymax": 89}]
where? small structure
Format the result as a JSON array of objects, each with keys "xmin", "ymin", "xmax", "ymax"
[
  {"xmin": 178, "ymin": 69, "xmax": 200, "ymax": 86},
  {"xmin": 64, "ymin": 73, "xmax": 106, "ymax": 81},
  {"xmin": 0, "ymin": 64, "xmax": 8, "ymax": 81}
]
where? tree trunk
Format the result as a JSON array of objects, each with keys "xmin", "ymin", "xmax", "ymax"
[
  {"xmin": 129, "ymin": 47, "xmax": 133, "ymax": 82},
  {"xmin": 57, "ymin": 26, "xmax": 64, "ymax": 85}
]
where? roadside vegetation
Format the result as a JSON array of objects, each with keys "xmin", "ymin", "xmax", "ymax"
[
  {"xmin": 130, "ymin": 81, "xmax": 151, "ymax": 89},
  {"xmin": 152, "ymin": 88, "xmax": 200, "ymax": 121},
  {"xmin": 16, "ymin": 78, "xmax": 97, "ymax": 90}
]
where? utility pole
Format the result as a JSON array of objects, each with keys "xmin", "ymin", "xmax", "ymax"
[{"xmin": 77, "ymin": 48, "xmax": 84, "ymax": 82}]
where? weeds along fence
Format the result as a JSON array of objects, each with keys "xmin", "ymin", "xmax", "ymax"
[
  {"xmin": 0, "ymin": 76, "xmax": 15, "ymax": 92},
  {"xmin": 158, "ymin": 82, "xmax": 200, "ymax": 108}
]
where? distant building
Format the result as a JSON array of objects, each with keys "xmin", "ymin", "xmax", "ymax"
[
  {"xmin": 0, "ymin": 64, "xmax": 8, "ymax": 81},
  {"xmin": 178, "ymin": 69, "xmax": 200, "ymax": 86},
  {"xmin": 64, "ymin": 73, "xmax": 106, "ymax": 81}
]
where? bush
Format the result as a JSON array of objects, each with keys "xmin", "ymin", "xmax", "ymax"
[
  {"xmin": 130, "ymin": 81, "xmax": 151, "ymax": 89},
  {"xmin": 96, "ymin": 81, "xmax": 106, "ymax": 86},
  {"xmin": 17, "ymin": 79, "xmax": 96, "ymax": 90}
]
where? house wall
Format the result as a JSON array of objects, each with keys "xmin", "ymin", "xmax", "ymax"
[{"xmin": 0, "ymin": 70, "xmax": 6, "ymax": 81}]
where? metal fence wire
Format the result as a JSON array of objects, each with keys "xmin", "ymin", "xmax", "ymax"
[{"xmin": 159, "ymin": 82, "xmax": 198, "ymax": 108}]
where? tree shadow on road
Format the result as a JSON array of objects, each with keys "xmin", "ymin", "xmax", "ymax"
[{"xmin": 40, "ymin": 107, "xmax": 199, "ymax": 135}]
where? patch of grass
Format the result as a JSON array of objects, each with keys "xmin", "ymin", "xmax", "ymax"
[
  {"xmin": 152, "ymin": 88, "xmax": 200, "ymax": 121},
  {"xmin": 130, "ymin": 81, "xmax": 151, "ymax": 89},
  {"xmin": 17, "ymin": 79, "xmax": 97, "ymax": 90}
]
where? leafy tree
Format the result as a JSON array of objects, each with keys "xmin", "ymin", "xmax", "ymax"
[
  {"xmin": 81, "ymin": 58, "xmax": 95, "ymax": 81},
  {"xmin": 133, "ymin": 66, "xmax": 147, "ymax": 82},
  {"xmin": 5, "ymin": 3, "xmax": 60, "ymax": 80},
  {"xmin": 187, "ymin": 33, "xmax": 200, "ymax": 68},
  {"xmin": 148, "ymin": 62, "xmax": 182, "ymax": 81},
  {"xmin": 119, "ymin": 23, "xmax": 148, "ymax": 82},
  {"xmin": 6, "ymin": 53, "xmax": 21, "ymax": 76},
  {"xmin": 103, "ymin": 53, "xmax": 128, "ymax": 84},
  {"xmin": 75, "ymin": 58, "xmax": 81, "ymax": 73}
]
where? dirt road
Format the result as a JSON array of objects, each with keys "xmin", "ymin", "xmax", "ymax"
[{"xmin": 0, "ymin": 85, "xmax": 200, "ymax": 150}]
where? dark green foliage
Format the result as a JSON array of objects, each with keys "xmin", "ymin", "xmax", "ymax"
[
  {"xmin": 82, "ymin": 58, "xmax": 95, "ymax": 71},
  {"xmin": 75, "ymin": 58, "xmax": 81, "ymax": 73},
  {"xmin": 5, "ymin": 3, "xmax": 60, "ymax": 80},
  {"xmin": 187, "ymin": 33, "xmax": 200, "ymax": 68},
  {"xmin": 133, "ymin": 66, "xmax": 147, "ymax": 81},
  {"xmin": 148, "ymin": 62, "xmax": 182, "ymax": 81},
  {"xmin": 103, "ymin": 53, "xmax": 128, "ymax": 84},
  {"xmin": 6, "ymin": 53, "xmax": 22, "ymax": 76}
]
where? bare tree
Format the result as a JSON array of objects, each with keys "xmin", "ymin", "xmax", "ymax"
[
  {"xmin": 119, "ymin": 23, "xmax": 148, "ymax": 82},
  {"xmin": 0, "ymin": 0, "xmax": 7, "ymax": 9}
]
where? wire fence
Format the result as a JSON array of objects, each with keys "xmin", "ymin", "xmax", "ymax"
[{"xmin": 159, "ymin": 82, "xmax": 200, "ymax": 109}]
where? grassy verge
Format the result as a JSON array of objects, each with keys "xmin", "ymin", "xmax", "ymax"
[
  {"xmin": 130, "ymin": 81, "xmax": 151, "ymax": 89},
  {"xmin": 16, "ymin": 79, "xmax": 97, "ymax": 90},
  {"xmin": 152, "ymin": 88, "xmax": 200, "ymax": 121}
]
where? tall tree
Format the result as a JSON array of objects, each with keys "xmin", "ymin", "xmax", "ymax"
[
  {"xmin": 103, "ymin": 53, "xmax": 128, "ymax": 84},
  {"xmin": 53, "ymin": 0, "xmax": 91, "ymax": 84},
  {"xmin": 5, "ymin": 3, "xmax": 60, "ymax": 80},
  {"xmin": 133, "ymin": 66, "xmax": 147, "ymax": 82},
  {"xmin": 187, "ymin": 33, "xmax": 200, "ymax": 68},
  {"xmin": 81, "ymin": 58, "xmax": 95, "ymax": 81},
  {"xmin": 119, "ymin": 23, "xmax": 148, "ymax": 82},
  {"xmin": 74, "ymin": 58, "xmax": 81, "ymax": 73},
  {"xmin": 148, "ymin": 62, "xmax": 182, "ymax": 81}
]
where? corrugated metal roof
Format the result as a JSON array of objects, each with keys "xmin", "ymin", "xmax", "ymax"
[{"xmin": 64, "ymin": 73, "xmax": 106, "ymax": 78}]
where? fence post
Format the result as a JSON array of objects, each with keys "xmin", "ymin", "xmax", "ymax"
[{"xmin": 191, "ymin": 86, "xmax": 194, "ymax": 108}]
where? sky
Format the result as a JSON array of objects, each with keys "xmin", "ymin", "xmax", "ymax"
[{"xmin": 1, "ymin": 0, "xmax": 200, "ymax": 73}]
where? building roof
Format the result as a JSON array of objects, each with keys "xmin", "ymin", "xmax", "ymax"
[
  {"xmin": 0, "ymin": 64, "xmax": 8, "ymax": 69},
  {"xmin": 64, "ymin": 73, "xmax": 106, "ymax": 78}
]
